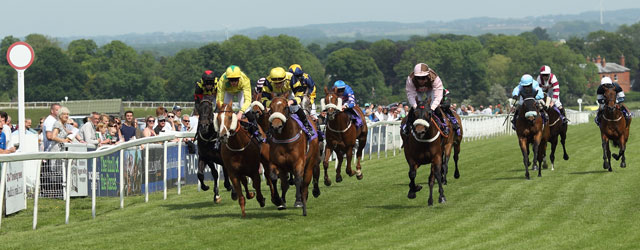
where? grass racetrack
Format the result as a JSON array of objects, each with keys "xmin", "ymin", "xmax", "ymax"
[{"xmin": 1, "ymin": 122, "xmax": 639, "ymax": 249}]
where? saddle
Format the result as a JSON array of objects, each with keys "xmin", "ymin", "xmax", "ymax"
[{"xmin": 291, "ymin": 113, "xmax": 318, "ymax": 142}]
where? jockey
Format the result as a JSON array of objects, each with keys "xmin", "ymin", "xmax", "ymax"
[
  {"xmin": 255, "ymin": 77, "xmax": 266, "ymax": 95},
  {"xmin": 333, "ymin": 80, "xmax": 363, "ymax": 127},
  {"xmin": 217, "ymin": 65, "xmax": 263, "ymax": 142},
  {"xmin": 194, "ymin": 70, "xmax": 218, "ymax": 107},
  {"xmin": 536, "ymin": 65, "xmax": 568, "ymax": 124},
  {"xmin": 510, "ymin": 74, "xmax": 545, "ymax": 130},
  {"xmin": 403, "ymin": 63, "xmax": 459, "ymax": 136},
  {"xmin": 595, "ymin": 76, "xmax": 631, "ymax": 125},
  {"xmin": 261, "ymin": 67, "xmax": 315, "ymax": 138},
  {"xmin": 288, "ymin": 64, "xmax": 317, "ymax": 114}
]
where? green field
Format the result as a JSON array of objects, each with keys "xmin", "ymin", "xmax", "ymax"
[{"xmin": 1, "ymin": 123, "xmax": 638, "ymax": 249}]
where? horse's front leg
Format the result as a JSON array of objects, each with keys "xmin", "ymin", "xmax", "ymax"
[
  {"xmin": 560, "ymin": 127, "xmax": 569, "ymax": 161},
  {"xmin": 433, "ymin": 155, "xmax": 446, "ymax": 204},
  {"xmin": 240, "ymin": 175, "xmax": 254, "ymax": 200},
  {"xmin": 210, "ymin": 164, "xmax": 222, "ymax": 203},
  {"xmin": 407, "ymin": 162, "xmax": 422, "ymax": 199},
  {"xmin": 267, "ymin": 163, "xmax": 283, "ymax": 208},
  {"xmin": 345, "ymin": 146, "xmax": 355, "ymax": 177},
  {"xmin": 453, "ymin": 141, "xmax": 461, "ymax": 179},
  {"xmin": 549, "ymin": 135, "xmax": 558, "ymax": 171},
  {"xmin": 322, "ymin": 145, "xmax": 333, "ymax": 186},
  {"xmin": 221, "ymin": 164, "xmax": 232, "ymax": 191},
  {"xmin": 602, "ymin": 136, "xmax": 611, "ymax": 171},
  {"xmin": 613, "ymin": 137, "xmax": 627, "ymax": 168},
  {"xmin": 519, "ymin": 138, "xmax": 530, "ymax": 179},
  {"xmin": 293, "ymin": 160, "xmax": 305, "ymax": 209},
  {"xmin": 355, "ymin": 135, "xmax": 366, "ymax": 180},
  {"xmin": 278, "ymin": 169, "xmax": 290, "ymax": 209},
  {"xmin": 441, "ymin": 141, "xmax": 453, "ymax": 185},
  {"xmin": 335, "ymin": 151, "xmax": 344, "ymax": 183},
  {"xmin": 197, "ymin": 160, "xmax": 209, "ymax": 191}
]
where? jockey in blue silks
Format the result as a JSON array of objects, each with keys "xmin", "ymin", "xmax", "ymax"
[
  {"xmin": 333, "ymin": 80, "xmax": 363, "ymax": 128},
  {"xmin": 510, "ymin": 74, "xmax": 545, "ymax": 130}
]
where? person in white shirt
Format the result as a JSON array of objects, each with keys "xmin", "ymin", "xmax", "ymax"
[{"xmin": 42, "ymin": 103, "xmax": 61, "ymax": 151}]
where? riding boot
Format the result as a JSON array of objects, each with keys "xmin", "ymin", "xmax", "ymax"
[
  {"xmin": 436, "ymin": 110, "xmax": 449, "ymax": 136},
  {"xmin": 559, "ymin": 106, "xmax": 568, "ymax": 124},
  {"xmin": 296, "ymin": 108, "xmax": 314, "ymax": 138},
  {"xmin": 245, "ymin": 112, "xmax": 264, "ymax": 143},
  {"xmin": 445, "ymin": 110, "xmax": 460, "ymax": 134},
  {"xmin": 511, "ymin": 110, "xmax": 518, "ymax": 130},
  {"xmin": 403, "ymin": 109, "xmax": 415, "ymax": 136}
]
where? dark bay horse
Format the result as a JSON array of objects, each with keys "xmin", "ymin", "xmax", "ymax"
[
  {"xmin": 216, "ymin": 101, "xmax": 269, "ymax": 217},
  {"xmin": 267, "ymin": 94, "xmax": 321, "ymax": 216},
  {"xmin": 320, "ymin": 86, "xmax": 368, "ymax": 186},
  {"xmin": 195, "ymin": 99, "xmax": 231, "ymax": 203},
  {"xmin": 543, "ymin": 99, "xmax": 569, "ymax": 170},
  {"xmin": 599, "ymin": 85, "xmax": 631, "ymax": 171},
  {"xmin": 514, "ymin": 89, "xmax": 548, "ymax": 179},
  {"xmin": 438, "ymin": 107, "xmax": 463, "ymax": 185},
  {"xmin": 400, "ymin": 101, "xmax": 446, "ymax": 206}
]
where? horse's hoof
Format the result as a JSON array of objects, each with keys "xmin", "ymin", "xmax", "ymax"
[
  {"xmin": 356, "ymin": 173, "xmax": 363, "ymax": 180},
  {"xmin": 428, "ymin": 198, "xmax": 434, "ymax": 206},
  {"xmin": 407, "ymin": 191, "xmax": 416, "ymax": 199},
  {"xmin": 294, "ymin": 201, "xmax": 304, "ymax": 208},
  {"xmin": 538, "ymin": 173, "xmax": 542, "ymax": 177},
  {"xmin": 612, "ymin": 154, "xmax": 620, "ymax": 161},
  {"xmin": 621, "ymin": 162, "xmax": 627, "ymax": 168},
  {"xmin": 324, "ymin": 178, "xmax": 332, "ymax": 186},
  {"xmin": 454, "ymin": 171, "xmax": 460, "ymax": 179},
  {"xmin": 214, "ymin": 195, "xmax": 222, "ymax": 204},
  {"xmin": 608, "ymin": 167, "xmax": 613, "ymax": 172},
  {"xmin": 224, "ymin": 182, "xmax": 232, "ymax": 191},
  {"xmin": 563, "ymin": 154, "xmax": 569, "ymax": 161},
  {"xmin": 603, "ymin": 162, "xmax": 610, "ymax": 170},
  {"xmin": 413, "ymin": 185, "xmax": 423, "ymax": 192},
  {"xmin": 345, "ymin": 168, "xmax": 353, "ymax": 176},
  {"xmin": 313, "ymin": 188, "xmax": 321, "ymax": 198},
  {"xmin": 542, "ymin": 162, "xmax": 548, "ymax": 169},
  {"xmin": 442, "ymin": 179, "xmax": 448, "ymax": 185},
  {"xmin": 247, "ymin": 192, "xmax": 255, "ymax": 199},
  {"xmin": 525, "ymin": 173, "xmax": 530, "ymax": 180},
  {"xmin": 439, "ymin": 197, "xmax": 446, "ymax": 203},
  {"xmin": 258, "ymin": 197, "xmax": 266, "ymax": 207},
  {"xmin": 277, "ymin": 204, "xmax": 286, "ymax": 210},
  {"xmin": 271, "ymin": 197, "xmax": 281, "ymax": 206},
  {"xmin": 231, "ymin": 191, "xmax": 238, "ymax": 201},
  {"xmin": 336, "ymin": 175, "xmax": 343, "ymax": 183},
  {"xmin": 531, "ymin": 165, "xmax": 537, "ymax": 171},
  {"xmin": 201, "ymin": 185, "xmax": 210, "ymax": 191}
]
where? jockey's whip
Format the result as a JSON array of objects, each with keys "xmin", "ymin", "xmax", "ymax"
[{"xmin": 502, "ymin": 98, "xmax": 515, "ymax": 126}]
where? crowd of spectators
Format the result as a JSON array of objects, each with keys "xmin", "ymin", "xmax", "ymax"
[
  {"xmin": 0, "ymin": 104, "xmax": 198, "ymax": 154},
  {"xmin": 354, "ymin": 102, "xmax": 507, "ymax": 123}
]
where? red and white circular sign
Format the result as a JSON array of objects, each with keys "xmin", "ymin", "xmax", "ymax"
[{"xmin": 6, "ymin": 42, "xmax": 35, "ymax": 70}]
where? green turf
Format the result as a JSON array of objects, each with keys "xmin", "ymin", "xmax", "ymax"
[{"xmin": 1, "ymin": 122, "xmax": 638, "ymax": 249}]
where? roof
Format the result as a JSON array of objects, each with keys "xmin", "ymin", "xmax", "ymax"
[{"xmin": 596, "ymin": 62, "xmax": 630, "ymax": 73}]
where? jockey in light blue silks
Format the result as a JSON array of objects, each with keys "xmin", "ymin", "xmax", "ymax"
[
  {"xmin": 510, "ymin": 74, "xmax": 545, "ymax": 130},
  {"xmin": 333, "ymin": 80, "xmax": 363, "ymax": 128}
]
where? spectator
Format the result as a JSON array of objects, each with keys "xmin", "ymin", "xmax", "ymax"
[
  {"xmin": 166, "ymin": 112, "xmax": 178, "ymax": 132},
  {"xmin": 374, "ymin": 105, "xmax": 386, "ymax": 122},
  {"xmin": 80, "ymin": 112, "xmax": 100, "ymax": 146},
  {"xmin": 459, "ymin": 105, "xmax": 468, "ymax": 116},
  {"xmin": 48, "ymin": 107, "xmax": 74, "ymax": 152},
  {"xmin": 154, "ymin": 115, "xmax": 167, "ymax": 134},
  {"xmin": 180, "ymin": 115, "xmax": 192, "ymax": 132},
  {"xmin": 121, "ymin": 111, "xmax": 136, "ymax": 141},
  {"xmin": 108, "ymin": 121, "xmax": 124, "ymax": 144},
  {"xmin": 173, "ymin": 105, "xmax": 183, "ymax": 129},
  {"xmin": 493, "ymin": 104, "xmax": 502, "ymax": 115},
  {"xmin": 11, "ymin": 118, "xmax": 37, "ymax": 136},
  {"xmin": 143, "ymin": 116, "xmax": 157, "ymax": 137},
  {"xmin": 96, "ymin": 123, "xmax": 111, "ymax": 146},
  {"xmin": 387, "ymin": 108, "xmax": 398, "ymax": 121},
  {"xmin": 99, "ymin": 113, "xmax": 110, "ymax": 125},
  {"xmin": 0, "ymin": 111, "xmax": 13, "ymax": 148},
  {"xmin": 36, "ymin": 117, "xmax": 45, "ymax": 132},
  {"xmin": 7, "ymin": 115, "xmax": 16, "ymax": 132},
  {"xmin": 0, "ymin": 117, "xmax": 16, "ymax": 154}
]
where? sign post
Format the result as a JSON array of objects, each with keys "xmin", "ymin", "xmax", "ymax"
[
  {"xmin": 6, "ymin": 42, "xmax": 35, "ymax": 151},
  {"xmin": 577, "ymin": 98, "xmax": 583, "ymax": 112}
]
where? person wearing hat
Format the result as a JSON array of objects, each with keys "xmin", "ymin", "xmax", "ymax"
[
  {"xmin": 403, "ymin": 63, "xmax": 457, "ymax": 136},
  {"xmin": 217, "ymin": 65, "xmax": 263, "ymax": 142},
  {"xmin": 262, "ymin": 67, "xmax": 315, "ymax": 139},
  {"xmin": 288, "ymin": 64, "xmax": 317, "ymax": 114},
  {"xmin": 154, "ymin": 115, "xmax": 167, "ymax": 135},
  {"xmin": 194, "ymin": 70, "xmax": 218, "ymax": 107},
  {"xmin": 172, "ymin": 105, "xmax": 183, "ymax": 130},
  {"xmin": 509, "ymin": 74, "xmax": 545, "ymax": 130},
  {"xmin": 595, "ymin": 76, "xmax": 631, "ymax": 126},
  {"xmin": 536, "ymin": 65, "xmax": 567, "ymax": 124}
]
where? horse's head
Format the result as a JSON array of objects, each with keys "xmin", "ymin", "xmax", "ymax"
[
  {"xmin": 519, "ymin": 86, "xmax": 538, "ymax": 122},
  {"xmin": 215, "ymin": 101, "xmax": 238, "ymax": 143},
  {"xmin": 603, "ymin": 84, "xmax": 618, "ymax": 112},
  {"xmin": 411, "ymin": 100, "xmax": 433, "ymax": 137},
  {"xmin": 321, "ymin": 86, "xmax": 342, "ymax": 120},
  {"xmin": 196, "ymin": 99, "xmax": 214, "ymax": 132},
  {"xmin": 268, "ymin": 94, "xmax": 290, "ymax": 134},
  {"xmin": 249, "ymin": 90, "xmax": 265, "ymax": 118}
]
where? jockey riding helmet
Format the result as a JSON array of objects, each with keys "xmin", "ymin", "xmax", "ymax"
[{"xmin": 288, "ymin": 64, "xmax": 304, "ymax": 76}]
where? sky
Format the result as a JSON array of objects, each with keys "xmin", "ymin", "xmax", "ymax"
[{"xmin": 1, "ymin": 0, "xmax": 639, "ymax": 38}]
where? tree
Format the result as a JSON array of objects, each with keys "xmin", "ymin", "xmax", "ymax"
[
  {"xmin": 325, "ymin": 48, "xmax": 390, "ymax": 104},
  {"xmin": 25, "ymin": 46, "xmax": 87, "ymax": 101},
  {"xmin": 67, "ymin": 39, "xmax": 98, "ymax": 64}
]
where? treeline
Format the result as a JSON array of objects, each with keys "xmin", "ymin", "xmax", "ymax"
[{"xmin": 1, "ymin": 22, "xmax": 639, "ymax": 106}]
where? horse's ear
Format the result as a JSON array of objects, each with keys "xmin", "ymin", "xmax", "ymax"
[
  {"xmin": 215, "ymin": 101, "xmax": 222, "ymax": 111},
  {"xmin": 324, "ymin": 86, "xmax": 329, "ymax": 95},
  {"xmin": 332, "ymin": 87, "xmax": 337, "ymax": 93}
]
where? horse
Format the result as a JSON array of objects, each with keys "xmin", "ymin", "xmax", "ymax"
[
  {"xmin": 437, "ymin": 107, "xmax": 463, "ymax": 185},
  {"xmin": 266, "ymin": 94, "xmax": 321, "ymax": 216},
  {"xmin": 194, "ymin": 99, "xmax": 231, "ymax": 203},
  {"xmin": 320, "ymin": 86, "xmax": 368, "ymax": 186},
  {"xmin": 249, "ymin": 91, "xmax": 296, "ymax": 186},
  {"xmin": 599, "ymin": 85, "xmax": 632, "ymax": 171},
  {"xmin": 514, "ymin": 87, "xmax": 548, "ymax": 179},
  {"xmin": 542, "ymin": 97, "xmax": 569, "ymax": 170},
  {"xmin": 215, "ymin": 101, "xmax": 269, "ymax": 217},
  {"xmin": 400, "ymin": 100, "xmax": 446, "ymax": 206}
]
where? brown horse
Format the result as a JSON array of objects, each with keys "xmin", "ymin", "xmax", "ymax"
[
  {"xmin": 320, "ymin": 86, "xmax": 368, "ymax": 186},
  {"xmin": 215, "ymin": 101, "xmax": 270, "ymax": 217},
  {"xmin": 514, "ymin": 89, "xmax": 548, "ymax": 179},
  {"xmin": 267, "ymin": 94, "xmax": 321, "ymax": 216},
  {"xmin": 194, "ymin": 99, "xmax": 231, "ymax": 203},
  {"xmin": 599, "ymin": 86, "xmax": 631, "ymax": 171},
  {"xmin": 542, "ymin": 101, "xmax": 569, "ymax": 170},
  {"xmin": 438, "ymin": 107, "xmax": 463, "ymax": 184},
  {"xmin": 401, "ymin": 100, "xmax": 446, "ymax": 205}
]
